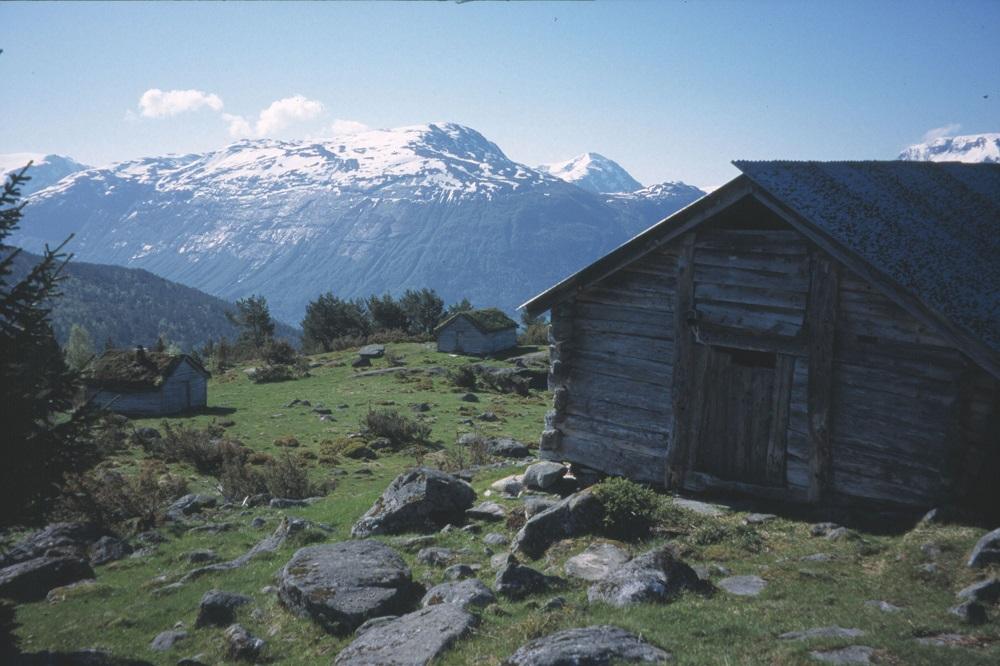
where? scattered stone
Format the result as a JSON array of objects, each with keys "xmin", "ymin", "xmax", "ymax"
[
  {"xmin": 351, "ymin": 356, "xmax": 371, "ymax": 368},
  {"xmin": 0, "ymin": 522, "xmax": 104, "ymax": 568},
  {"xmin": 489, "ymin": 438, "xmax": 530, "ymax": 458},
  {"xmin": 809, "ymin": 522, "xmax": 841, "ymax": 537},
  {"xmin": 185, "ymin": 550, "xmax": 220, "ymax": 564},
  {"xmin": 505, "ymin": 625, "xmax": 671, "ymax": 665},
  {"xmin": 422, "ymin": 578, "xmax": 496, "ymax": 610},
  {"xmin": 920, "ymin": 542, "xmax": 943, "ymax": 560},
  {"xmin": 150, "ymin": 629, "xmax": 187, "ymax": 652},
  {"xmin": 218, "ymin": 419, "xmax": 236, "ymax": 428},
  {"xmin": 416, "ymin": 547, "xmax": 454, "ymax": 567},
  {"xmin": 224, "ymin": 624, "xmax": 265, "ymax": 661},
  {"xmin": 358, "ymin": 344, "xmax": 385, "ymax": 359},
  {"xmin": 478, "ymin": 411, "xmax": 499, "ymax": 422},
  {"xmin": 779, "ymin": 627, "xmax": 865, "ymax": 641},
  {"xmin": 744, "ymin": 513, "xmax": 777, "ymax": 525},
  {"xmin": 918, "ymin": 563, "xmax": 940, "ymax": 576},
  {"xmin": 282, "ymin": 399, "xmax": 301, "ymax": 408},
  {"xmin": 178, "ymin": 517, "xmax": 310, "ymax": 584},
  {"xmin": 187, "ymin": 522, "xmax": 235, "ymax": 534},
  {"xmin": 490, "ymin": 553, "xmax": 509, "ymax": 570},
  {"xmin": 355, "ymin": 615, "xmax": 397, "ymax": 636},
  {"xmin": 411, "ymin": 402, "xmax": 431, "ymax": 413},
  {"xmin": 915, "ymin": 633, "xmax": 966, "ymax": 647},
  {"xmin": 564, "ymin": 543, "xmax": 630, "ymax": 582},
  {"xmin": 718, "ymin": 575, "xmax": 767, "ymax": 597},
  {"xmin": 444, "ymin": 564, "xmax": 476, "ymax": 581},
  {"xmin": 826, "ymin": 527, "xmax": 859, "ymax": 541},
  {"xmin": 0, "ymin": 555, "xmax": 95, "ymax": 602},
  {"xmin": 542, "ymin": 596, "xmax": 566, "ymax": 612},
  {"xmin": 672, "ymin": 498, "xmax": 726, "ymax": 517},
  {"xmin": 495, "ymin": 556, "xmax": 562, "ymax": 600},
  {"xmin": 484, "ymin": 533, "xmax": 509, "ymax": 547},
  {"xmin": 588, "ymin": 546, "xmax": 709, "ymax": 608},
  {"xmin": 515, "ymin": 489, "xmax": 604, "ymax": 559},
  {"xmin": 88, "ymin": 536, "xmax": 132, "ymax": 566},
  {"xmin": 250, "ymin": 517, "xmax": 266, "ymax": 529},
  {"xmin": 809, "ymin": 646, "xmax": 874, "ymax": 665},
  {"xmin": 956, "ymin": 577, "xmax": 1000, "ymax": 603},
  {"xmin": 196, "ymin": 590, "xmax": 252, "ymax": 628},
  {"xmin": 269, "ymin": 498, "xmax": 308, "ymax": 509},
  {"xmin": 277, "ymin": 540, "xmax": 419, "ymax": 635},
  {"xmin": 45, "ymin": 579, "xmax": 108, "ymax": 604},
  {"xmin": 523, "ymin": 497, "xmax": 557, "ymax": 518},
  {"xmin": 950, "ymin": 600, "xmax": 988, "ymax": 625},
  {"xmin": 460, "ymin": 392, "xmax": 479, "ymax": 403},
  {"xmin": 467, "ymin": 501, "xmax": 506, "ymax": 522},
  {"xmin": 522, "ymin": 461, "xmax": 567, "ymax": 491},
  {"xmin": 801, "ymin": 553, "xmax": 833, "ymax": 562},
  {"xmin": 491, "ymin": 474, "xmax": 524, "ymax": 497},
  {"xmin": 165, "ymin": 494, "xmax": 217, "ymax": 521},
  {"xmin": 134, "ymin": 426, "xmax": 162, "ymax": 441},
  {"xmin": 369, "ymin": 437, "xmax": 393, "ymax": 451},
  {"xmin": 352, "ymin": 468, "xmax": 476, "ymax": 537},
  {"xmin": 968, "ymin": 527, "xmax": 1000, "ymax": 568},
  {"xmin": 334, "ymin": 604, "xmax": 475, "ymax": 666},
  {"xmin": 865, "ymin": 600, "xmax": 902, "ymax": 613}
]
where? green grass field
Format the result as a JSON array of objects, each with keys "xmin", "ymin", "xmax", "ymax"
[{"xmin": 8, "ymin": 342, "xmax": 1000, "ymax": 664}]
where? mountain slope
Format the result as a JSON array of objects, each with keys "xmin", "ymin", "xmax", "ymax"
[
  {"xmin": 1, "ymin": 153, "xmax": 90, "ymax": 196},
  {"xmin": 6, "ymin": 248, "xmax": 298, "ymax": 350},
  {"xmin": 899, "ymin": 133, "xmax": 1000, "ymax": 163},
  {"xmin": 537, "ymin": 152, "xmax": 643, "ymax": 194},
  {"xmin": 11, "ymin": 123, "xmax": 704, "ymax": 322}
]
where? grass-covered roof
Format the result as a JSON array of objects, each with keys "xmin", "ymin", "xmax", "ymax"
[
  {"xmin": 435, "ymin": 308, "xmax": 517, "ymax": 334},
  {"xmin": 85, "ymin": 349, "xmax": 208, "ymax": 391}
]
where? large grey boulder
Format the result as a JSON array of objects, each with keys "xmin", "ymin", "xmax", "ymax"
[
  {"xmin": 277, "ymin": 540, "xmax": 420, "ymax": 635},
  {"xmin": 165, "ymin": 494, "xmax": 217, "ymax": 521},
  {"xmin": 358, "ymin": 344, "xmax": 386, "ymax": 359},
  {"xmin": 224, "ymin": 624, "xmax": 266, "ymax": 661},
  {"xmin": 489, "ymin": 438, "xmax": 530, "ymax": 458},
  {"xmin": 968, "ymin": 528, "xmax": 1000, "ymax": 568},
  {"xmin": 956, "ymin": 577, "xmax": 1000, "ymax": 603},
  {"xmin": 0, "ymin": 522, "xmax": 104, "ymax": 568},
  {"xmin": 494, "ymin": 556, "xmax": 562, "ymax": 600},
  {"xmin": 149, "ymin": 629, "xmax": 187, "ymax": 652},
  {"xmin": 352, "ymin": 468, "xmax": 476, "ymax": 537},
  {"xmin": 0, "ymin": 555, "xmax": 95, "ymax": 602},
  {"xmin": 564, "ymin": 543, "xmax": 630, "ymax": 582},
  {"xmin": 421, "ymin": 578, "xmax": 496, "ymax": 610},
  {"xmin": 505, "ymin": 625, "xmax": 672, "ymax": 665},
  {"xmin": 523, "ymin": 462, "xmax": 567, "ymax": 491},
  {"xmin": 515, "ymin": 489, "xmax": 604, "ymax": 559},
  {"xmin": 195, "ymin": 589, "xmax": 252, "ymax": 628},
  {"xmin": 588, "ymin": 547, "xmax": 708, "ymax": 608},
  {"xmin": 334, "ymin": 604, "xmax": 476, "ymax": 666},
  {"xmin": 88, "ymin": 536, "xmax": 132, "ymax": 566},
  {"xmin": 467, "ymin": 501, "xmax": 506, "ymax": 522}
]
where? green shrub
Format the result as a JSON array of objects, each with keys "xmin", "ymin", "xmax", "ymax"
[
  {"xmin": 252, "ymin": 363, "xmax": 296, "ymax": 383},
  {"xmin": 153, "ymin": 422, "xmax": 246, "ymax": 475},
  {"xmin": 60, "ymin": 461, "xmax": 189, "ymax": 531},
  {"xmin": 691, "ymin": 523, "xmax": 763, "ymax": 553},
  {"xmin": 262, "ymin": 339, "xmax": 299, "ymax": 366},
  {"xmin": 361, "ymin": 408, "xmax": 431, "ymax": 447},
  {"xmin": 446, "ymin": 365, "xmax": 478, "ymax": 390},
  {"xmin": 262, "ymin": 453, "xmax": 316, "ymax": 499},
  {"xmin": 592, "ymin": 476, "xmax": 660, "ymax": 541}
]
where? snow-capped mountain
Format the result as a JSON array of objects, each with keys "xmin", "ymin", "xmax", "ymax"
[
  {"xmin": 12, "ymin": 123, "xmax": 704, "ymax": 323},
  {"xmin": 537, "ymin": 152, "xmax": 643, "ymax": 194},
  {"xmin": 899, "ymin": 133, "xmax": 1000, "ymax": 163},
  {"xmin": 0, "ymin": 153, "xmax": 89, "ymax": 196}
]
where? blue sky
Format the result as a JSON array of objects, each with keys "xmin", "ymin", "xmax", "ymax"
[{"xmin": 1, "ymin": 0, "xmax": 997, "ymax": 188}]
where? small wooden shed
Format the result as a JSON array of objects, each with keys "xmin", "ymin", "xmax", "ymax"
[
  {"xmin": 85, "ymin": 347, "xmax": 210, "ymax": 416},
  {"xmin": 435, "ymin": 308, "xmax": 518, "ymax": 355},
  {"xmin": 522, "ymin": 161, "xmax": 1000, "ymax": 514}
]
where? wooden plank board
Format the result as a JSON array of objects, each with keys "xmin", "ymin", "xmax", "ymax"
[
  {"xmin": 572, "ymin": 329, "xmax": 673, "ymax": 360},
  {"xmin": 694, "ymin": 302, "xmax": 803, "ymax": 336},
  {"xmin": 806, "ymin": 250, "xmax": 839, "ymax": 502},
  {"xmin": 665, "ymin": 233, "xmax": 696, "ymax": 488},
  {"xmin": 694, "ymin": 264, "xmax": 809, "ymax": 291},
  {"xmin": 694, "ymin": 282, "xmax": 808, "ymax": 310},
  {"xmin": 694, "ymin": 249, "xmax": 808, "ymax": 275}
]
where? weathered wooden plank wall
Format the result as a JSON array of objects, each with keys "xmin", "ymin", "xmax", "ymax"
[{"xmin": 162, "ymin": 360, "xmax": 207, "ymax": 414}]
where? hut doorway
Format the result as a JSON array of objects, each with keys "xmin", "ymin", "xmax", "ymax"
[{"xmin": 690, "ymin": 344, "xmax": 789, "ymax": 486}]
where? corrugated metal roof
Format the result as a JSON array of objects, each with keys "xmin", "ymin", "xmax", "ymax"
[{"xmin": 734, "ymin": 161, "xmax": 1000, "ymax": 359}]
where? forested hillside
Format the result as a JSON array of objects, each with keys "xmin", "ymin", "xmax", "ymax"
[{"xmin": 6, "ymin": 248, "xmax": 299, "ymax": 350}]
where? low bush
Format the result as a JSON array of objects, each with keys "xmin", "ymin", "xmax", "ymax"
[
  {"xmin": 262, "ymin": 339, "xmax": 299, "ymax": 366},
  {"xmin": 690, "ymin": 523, "xmax": 763, "ymax": 553},
  {"xmin": 251, "ymin": 363, "xmax": 297, "ymax": 383},
  {"xmin": 518, "ymin": 322, "xmax": 549, "ymax": 346},
  {"xmin": 591, "ymin": 476, "xmax": 660, "ymax": 541},
  {"xmin": 60, "ymin": 461, "xmax": 189, "ymax": 532},
  {"xmin": 220, "ymin": 453, "xmax": 317, "ymax": 501},
  {"xmin": 446, "ymin": 365, "xmax": 478, "ymax": 390},
  {"xmin": 361, "ymin": 408, "xmax": 431, "ymax": 447},
  {"xmin": 91, "ymin": 413, "xmax": 130, "ymax": 456},
  {"xmin": 153, "ymin": 422, "xmax": 246, "ymax": 475}
]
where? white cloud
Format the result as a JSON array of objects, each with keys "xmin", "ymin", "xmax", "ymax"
[
  {"xmin": 325, "ymin": 119, "xmax": 370, "ymax": 136},
  {"xmin": 921, "ymin": 123, "xmax": 962, "ymax": 143},
  {"xmin": 223, "ymin": 95, "xmax": 325, "ymax": 139},
  {"xmin": 138, "ymin": 88, "xmax": 224, "ymax": 119}
]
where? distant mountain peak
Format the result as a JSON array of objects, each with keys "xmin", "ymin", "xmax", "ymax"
[
  {"xmin": 899, "ymin": 132, "xmax": 1000, "ymax": 163},
  {"xmin": 537, "ymin": 152, "xmax": 643, "ymax": 194},
  {"xmin": 0, "ymin": 153, "xmax": 90, "ymax": 196}
]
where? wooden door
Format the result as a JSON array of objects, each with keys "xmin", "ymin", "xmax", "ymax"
[{"xmin": 690, "ymin": 345, "xmax": 790, "ymax": 486}]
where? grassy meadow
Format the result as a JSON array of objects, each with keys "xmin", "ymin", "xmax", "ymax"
[{"xmin": 7, "ymin": 342, "xmax": 999, "ymax": 664}]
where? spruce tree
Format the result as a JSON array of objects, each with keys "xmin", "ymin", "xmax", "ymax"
[
  {"xmin": 0, "ymin": 164, "xmax": 95, "ymax": 525},
  {"xmin": 227, "ymin": 295, "xmax": 275, "ymax": 352},
  {"xmin": 64, "ymin": 323, "xmax": 95, "ymax": 370}
]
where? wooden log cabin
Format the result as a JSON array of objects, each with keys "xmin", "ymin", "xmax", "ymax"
[
  {"xmin": 522, "ymin": 161, "xmax": 1000, "ymax": 514},
  {"xmin": 85, "ymin": 347, "xmax": 210, "ymax": 416},
  {"xmin": 435, "ymin": 308, "xmax": 518, "ymax": 356}
]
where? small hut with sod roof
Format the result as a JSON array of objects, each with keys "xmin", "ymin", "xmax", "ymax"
[
  {"xmin": 85, "ymin": 347, "xmax": 210, "ymax": 416},
  {"xmin": 435, "ymin": 308, "xmax": 518, "ymax": 355},
  {"xmin": 522, "ymin": 160, "xmax": 1000, "ymax": 518}
]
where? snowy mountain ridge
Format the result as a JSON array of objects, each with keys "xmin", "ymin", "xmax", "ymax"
[
  {"xmin": 1, "ymin": 153, "xmax": 90, "ymax": 196},
  {"xmin": 537, "ymin": 152, "xmax": 643, "ymax": 194},
  {"xmin": 899, "ymin": 132, "xmax": 1000, "ymax": 163}
]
